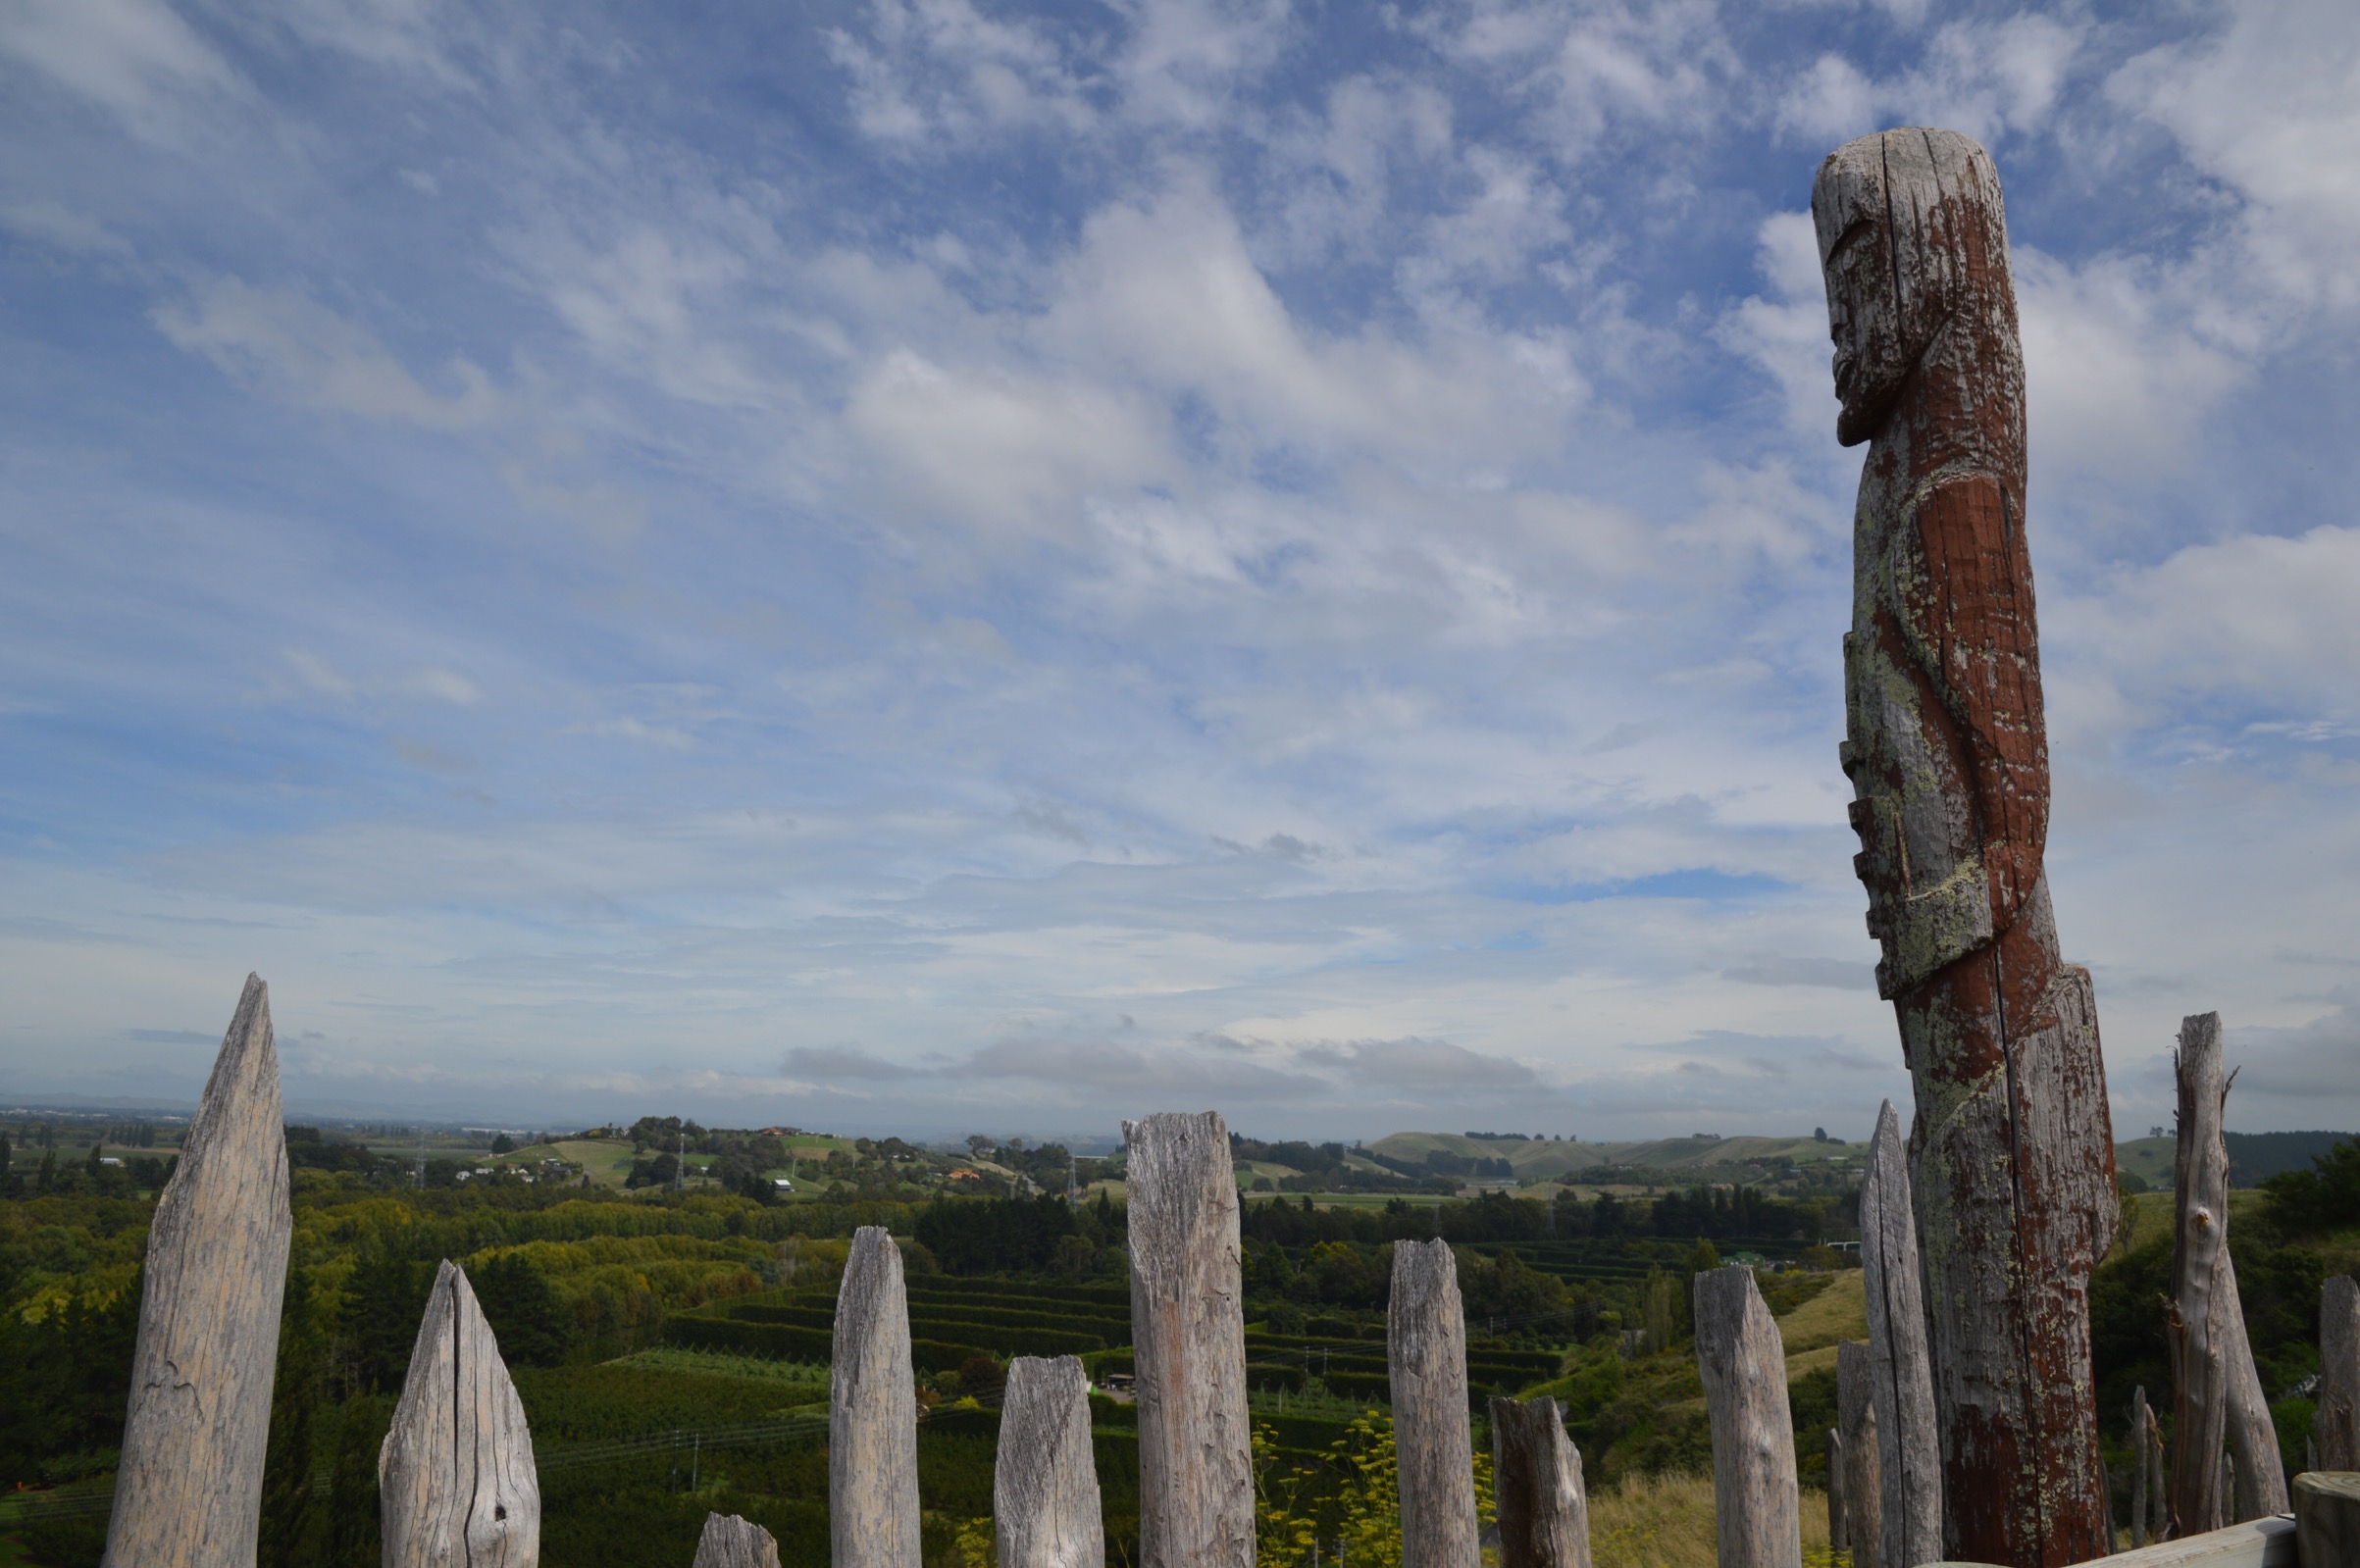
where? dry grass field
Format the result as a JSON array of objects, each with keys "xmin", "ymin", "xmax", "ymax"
[{"xmin": 1589, "ymin": 1472, "xmax": 1836, "ymax": 1568}]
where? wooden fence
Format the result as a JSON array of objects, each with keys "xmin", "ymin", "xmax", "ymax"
[{"xmin": 88, "ymin": 980, "xmax": 2360, "ymax": 1567}]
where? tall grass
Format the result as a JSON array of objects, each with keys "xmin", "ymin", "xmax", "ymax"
[{"xmin": 1589, "ymin": 1471, "xmax": 1836, "ymax": 1568}]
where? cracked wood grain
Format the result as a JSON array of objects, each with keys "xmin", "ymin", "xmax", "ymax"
[
  {"xmin": 1125, "ymin": 1111, "xmax": 1253, "ymax": 1568},
  {"xmin": 380, "ymin": 1259, "xmax": 540, "ymax": 1568},
  {"xmin": 996, "ymin": 1355, "xmax": 1104, "ymax": 1568},
  {"xmin": 1836, "ymin": 1342, "xmax": 1881, "ymax": 1568},
  {"xmin": 693, "ymin": 1513, "xmax": 781, "ymax": 1568},
  {"xmin": 2318, "ymin": 1275, "xmax": 2360, "ymax": 1471},
  {"xmin": 1817, "ymin": 127, "xmax": 2117, "ymax": 1564},
  {"xmin": 1695, "ymin": 1265, "xmax": 1800, "ymax": 1568},
  {"xmin": 2168, "ymin": 1014, "xmax": 2288, "ymax": 1532},
  {"xmin": 832, "ymin": 1226, "xmax": 920, "ymax": 1568},
  {"xmin": 1488, "ymin": 1396, "xmax": 1592, "ymax": 1568},
  {"xmin": 104, "ymin": 973, "xmax": 292, "ymax": 1568},
  {"xmin": 1391, "ymin": 1239, "xmax": 1479, "ymax": 1568}
]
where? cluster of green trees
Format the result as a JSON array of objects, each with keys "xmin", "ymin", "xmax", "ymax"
[{"xmin": 913, "ymin": 1192, "xmax": 1125, "ymax": 1276}]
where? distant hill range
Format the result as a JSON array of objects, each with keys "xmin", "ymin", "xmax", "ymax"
[{"xmin": 1365, "ymin": 1127, "xmax": 2357, "ymax": 1190}]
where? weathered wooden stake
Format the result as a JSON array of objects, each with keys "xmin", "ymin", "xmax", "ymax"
[
  {"xmin": 2294, "ymin": 1471, "xmax": 2360, "ymax": 1566},
  {"xmin": 1488, "ymin": 1395, "xmax": 1592, "ymax": 1568},
  {"xmin": 104, "ymin": 973, "xmax": 292, "ymax": 1568},
  {"xmin": 2145, "ymin": 1404, "xmax": 2169, "ymax": 1544},
  {"xmin": 1391, "ymin": 1239, "xmax": 1480, "ymax": 1568},
  {"xmin": 1859, "ymin": 1101, "xmax": 1942, "ymax": 1568},
  {"xmin": 2130, "ymin": 1386, "xmax": 2151, "ymax": 1548},
  {"xmin": 1694, "ymin": 1265, "xmax": 1799, "ymax": 1568},
  {"xmin": 2169, "ymin": 1014, "xmax": 2290, "ymax": 1531},
  {"xmin": 2318, "ymin": 1274, "xmax": 2360, "ymax": 1470},
  {"xmin": 381, "ymin": 1260, "xmax": 540, "ymax": 1568},
  {"xmin": 1125, "ymin": 1111, "xmax": 1253, "ymax": 1568},
  {"xmin": 832, "ymin": 1226, "xmax": 921, "ymax": 1568},
  {"xmin": 996, "ymin": 1355, "xmax": 1105, "ymax": 1568},
  {"xmin": 1836, "ymin": 1342, "xmax": 1881, "ymax": 1568},
  {"xmin": 693, "ymin": 1513, "xmax": 781, "ymax": 1568},
  {"xmin": 1827, "ymin": 1429, "xmax": 1848, "ymax": 1554}
]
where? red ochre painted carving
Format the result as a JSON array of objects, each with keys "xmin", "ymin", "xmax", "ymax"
[{"xmin": 1816, "ymin": 126, "xmax": 2119, "ymax": 1568}]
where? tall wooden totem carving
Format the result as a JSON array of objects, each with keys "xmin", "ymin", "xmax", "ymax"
[{"xmin": 1815, "ymin": 127, "xmax": 2119, "ymax": 1566}]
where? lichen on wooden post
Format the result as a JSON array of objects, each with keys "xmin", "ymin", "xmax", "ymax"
[
  {"xmin": 1125, "ymin": 1111, "xmax": 1254, "ymax": 1568},
  {"xmin": 832, "ymin": 1226, "xmax": 921, "ymax": 1568},
  {"xmin": 1488, "ymin": 1395, "xmax": 1591, "ymax": 1568},
  {"xmin": 1858, "ymin": 1101, "xmax": 1941, "ymax": 1568},
  {"xmin": 1835, "ymin": 1342, "xmax": 1881, "ymax": 1568},
  {"xmin": 2315, "ymin": 1274, "xmax": 2359, "ymax": 1470},
  {"xmin": 104, "ymin": 973, "xmax": 292, "ymax": 1568},
  {"xmin": 693, "ymin": 1513, "xmax": 781, "ymax": 1568},
  {"xmin": 380, "ymin": 1259, "xmax": 540, "ymax": 1568},
  {"xmin": 996, "ymin": 1355, "xmax": 1105, "ymax": 1568},
  {"xmin": 1694, "ymin": 1265, "xmax": 1800, "ymax": 1568},
  {"xmin": 2168, "ymin": 1013, "xmax": 2289, "ymax": 1532},
  {"xmin": 1818, "ymin": 126, "xmax": 2119, "ymax": 1564},
  {"xmin": 1390, "ymin": 1239, "xmax": 1479, "ymax": 1568}
]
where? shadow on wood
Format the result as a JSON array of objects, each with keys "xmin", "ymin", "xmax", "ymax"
[{"xmin": 1489, "ymin": 1395, "xmax": 1591, "ymax": 1568}]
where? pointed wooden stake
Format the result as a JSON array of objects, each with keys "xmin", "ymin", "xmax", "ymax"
[
  {"xmin": 1391, "ymin": 1239, "xmax": 1479, "ymax": 1568},
  {"xmin": 996, "ymin": 1355, "xmax": 1105, "ymax": 1568},
  {"xmin": 1694, "ymin": 1264, "xmax": 1799, "ymax": 1568},
  {"xmin": 2317, "ymin": 1274, "xmax": 2359, "ymax": 1470},
  {"xmin": 1835, "ymin": 1341, "xmax": 1881, "ymax": 1568},
  {"xmin": 1488, "ymin": 1395, "xmax": 1592, "ymax": 1568},
  {"xmin": 1125, "ymin": 1111, "xmax": 1253, "ymax": 1568},
  {"xmin": 1860, "ymin": 1100, "xmax": 1943, "ymax": 1568},
  {"xmin": 2169, "ymin": 1014, "xmax": 2289, "ymax": 1530},
  {"xmin": 104, "ymin": 973, "xmax": 292, "ymax": 1568},
  {"xmin": 380, "ymin": 1259, "xmax": 540, "ymax": 1567},
  {"xmin": 832, "ymin": 1226, "xmax": 920, "ymax": 1568},
  {"xmin": 693, "ymin": 1513, "xmax": 781, "ymax": 1568}
]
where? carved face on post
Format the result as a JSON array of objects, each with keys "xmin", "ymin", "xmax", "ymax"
[
  {"xmin": 1813, "ymin": 128, "xmax": 2015, "ymax": 449},
  {"xmin": 1814, "ymin": 145, "xmax": 1909, "ymax": 448}
]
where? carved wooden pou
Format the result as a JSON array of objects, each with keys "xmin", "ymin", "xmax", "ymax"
[{"xmin": 1815, "ymin": 126, "xmax": 2118, "ymax": 1566}]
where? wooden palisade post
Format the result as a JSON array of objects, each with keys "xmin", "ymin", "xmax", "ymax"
[
  {"xmin": 104, "ymin": 973, "xmax": 293, "ymax": 1568},
  {"xmin": 1391, "ymin": 1239, "xmax": 1480, "ymax": 1568},
  {"xmin": 103, "ymin": 971, "xmax": 292, "ymax": 1555},
  {"xmin": 996, "ymin": 1355, "xmax": 1106, "ymax": 1568},
  {"xmin": 2130, "ymin": 1386, "xmax": 2151, "ymax": 1547},
  {"xmin": 2168, "ymin": 1013, "xmax": 2289, "ymax": 1531},
  {"xmin": 1827, "ymin": 1429, "xmax": 1848, "ymax": 1556},
  {"xmin": 1836, "ymin": 1341, "xmax": 1881, "ymax": 1568},
  {"xmin": 2318, "ymin": 1274, "xmax": 2359, "ymax": 1470},
  {"xmin": 1860, "ymin": 1101, "xmax": 1942, "ymax": 1567},
  {"xmin": 381, "ymin": 1260, "xmax": 540, "ymax": 1567},
  {"xmin": 693, "ymin": 1514, "xmax": 782, "ymax": 1568},
  {"xmin": 2294, "ymin": 1472, "xmax": 2360, "ymax": 1567},
  {"xmin": 833, "ymin": 1226, "xmax": 921, "ymax": 1568},
  {"xmin": 1125, "ymin": 1111, "xmax": 1254, "ymax": 1568},
  {"xmin": 1694, "ymin": 1264, "xmax": 1800, "ymax": 1568},
  {"xmin": 1819, "ymin": 127, "xmax": 2121, "ymax": 1564},
  {"xmin": 1488, "ymin": 1395, "xmax": 1593, "ymax": 1568}
]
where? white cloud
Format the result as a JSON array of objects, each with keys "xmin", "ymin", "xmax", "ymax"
[
  {"xmin": 1775, "ymin": 15, "xmax": 2084, "ymax": 147},
  {"xmin": 153, "ymin": 278, "xmax": 502, "ymax": 430},
  {"xmin": 0, "ymin": 0, "xmax": 248, "ymax": 143}
]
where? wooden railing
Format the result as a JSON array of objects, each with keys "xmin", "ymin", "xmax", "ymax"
[{"xmin": 86, "ymin": 978, "xmax": 2360, "ymax": 1567}]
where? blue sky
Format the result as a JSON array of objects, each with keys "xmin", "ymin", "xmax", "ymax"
[{"xmin": 4, "ymin": 0, "xmax": 2358, "ymax": 1141}]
